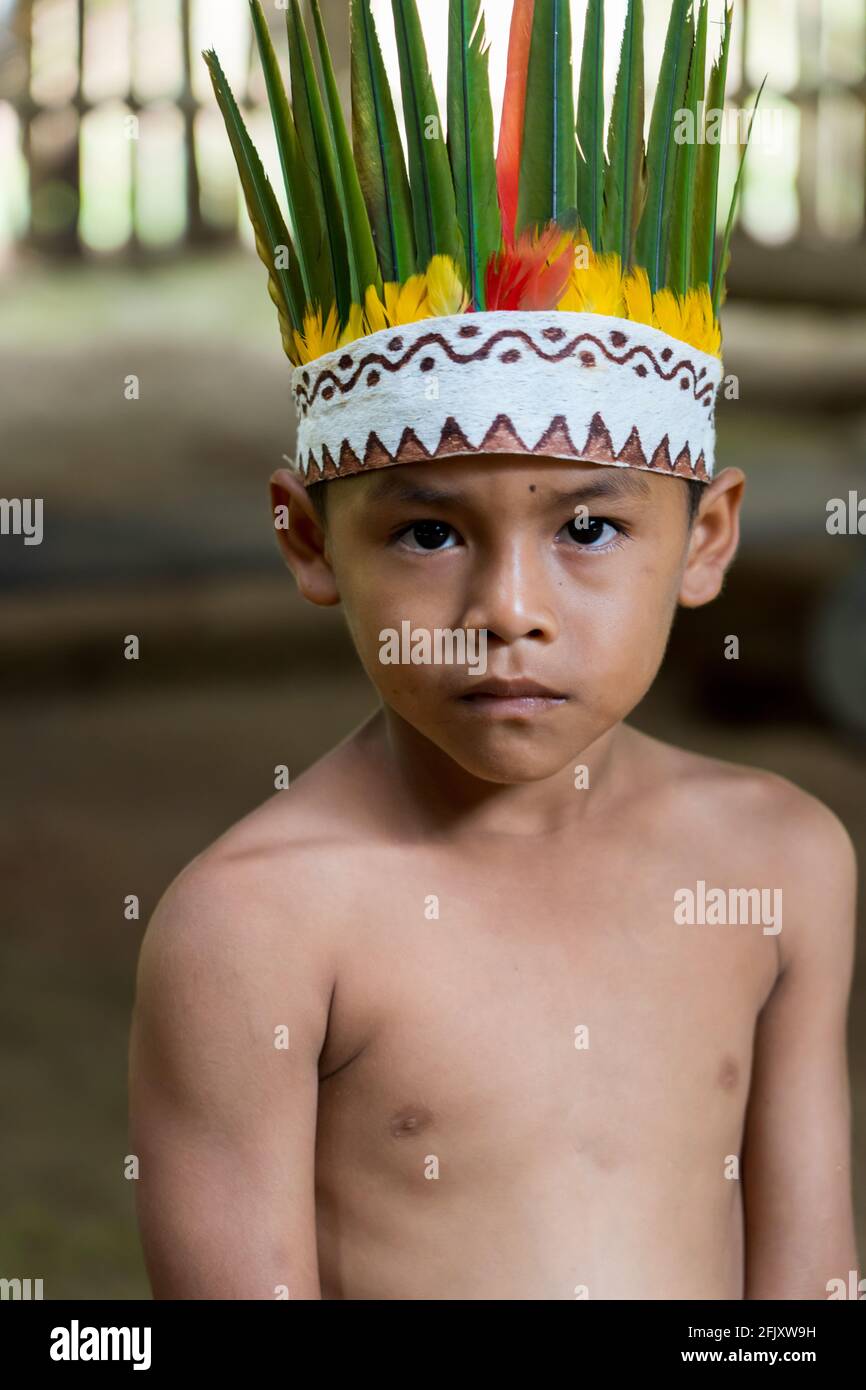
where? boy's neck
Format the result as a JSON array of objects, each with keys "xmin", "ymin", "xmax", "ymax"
[{"xmin": 357, "ymin": 706, "xmax": 636, "ymax": 843}]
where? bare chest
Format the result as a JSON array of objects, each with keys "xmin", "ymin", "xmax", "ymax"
[{"xmin": 316, "ymin": 854, "xmax": 777, "ymax": 1176}]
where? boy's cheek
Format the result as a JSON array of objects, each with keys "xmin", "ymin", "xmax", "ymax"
[
  {"xmin": 583, "ymin": 597, "xmax": 678, "ymax": 706},
  {"xmin": 339, "ymin": 585, "xmax": 468, "ymax": 676}
]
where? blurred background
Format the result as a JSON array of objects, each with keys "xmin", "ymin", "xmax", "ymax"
[{"xmin": 0, "ymin": 0, "xmax": 864, "ymax": 1298}]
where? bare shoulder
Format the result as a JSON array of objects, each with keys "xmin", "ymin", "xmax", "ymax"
[
  {"xmin": 632, "ymin": 726, "xmax": 854, "ymax": 854},
  {"xmin": 629, "ymin": 727, "xmax": 858, "ymax": 967},
  {"xmin": 134, "ymin": 731, "xmax": 381, "ymax": 1049}
]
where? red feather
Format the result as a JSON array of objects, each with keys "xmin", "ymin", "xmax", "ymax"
[
  {"xmin": 485, "ymin": 248, "xmax": 532, "ymax": 310},
  {"xmin": 485, "ymin": 223, "xmax": 576, "ymax": 311},
  {"xmin": 496, "ymin": 0, "xmax": 536, "ymax": 248}
]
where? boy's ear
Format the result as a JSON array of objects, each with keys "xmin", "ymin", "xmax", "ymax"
[
  {"xmin": 678, "ymin": 468, "xmax": 746, "ymax": 609},
  {"xmin": 269, "ymin": 467, "xmax": 340, "ymax": 607}
]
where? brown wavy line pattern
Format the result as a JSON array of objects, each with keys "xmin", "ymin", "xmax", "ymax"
[{"xmin": 294, "ymin": 325, "xmax": 717, "ymax": 410}]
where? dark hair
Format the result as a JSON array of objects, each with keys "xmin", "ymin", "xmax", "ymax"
[
  {"xmin": 684, "ymin": 476, "xmax": 705, "ymax": 527},
  {"xmin": 307, "ymin": 478, "xmax": 329, "ymax": 528},
  {"xmin": 307, "ymin": 475, "xmax": 706, "ymax": 529}
]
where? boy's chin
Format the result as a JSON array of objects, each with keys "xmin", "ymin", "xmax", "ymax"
[{"xmin": 410, "ymin": 715, "xmax": 603, "ymax": 786}]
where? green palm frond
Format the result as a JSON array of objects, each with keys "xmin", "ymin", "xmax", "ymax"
[
  {"xmin": 351, "ymin": 0, "xmax": 416, "ymax": 285},
  {"xmin": 309, "ymin": 0, "xmax": 382, "ymax": 304},
  {"xmin": 286, "ymin": 0, "xmax": 351, "ymax": 320},
  {"xmin": 203, "ymin": 47, "xmax": 305, "ymax": 346},
  {"xmin": 447, "ymin": 0, "xmax": 501, "ymax": 308},
  {"xmin": 634, "ymin": 0, "xmax": 693, "ymax": 291},
  {"xmin": 247, "ymin": 1, "xmax": 331, "ymax": 316},
  {"xmin": 390, "ymin": 0, "xmax": 464, "ymax": 271},
  {"xmin": 517, "ymin": 0, "xmax": 579, "ymax": 236},
  {"xmin": 602, "ymin": 0, "xmax": 647, "ymax": 265},
  {"xmin": 668, "ymin": 0, "xmax": 708, "ymax": 295},
  {"xmin": 693, "ymin": 3, "xmax": 732, "ymax": 289},
  {"xmin": 576, "ymin": 0, "xmax": 604, "ymax": 249}
]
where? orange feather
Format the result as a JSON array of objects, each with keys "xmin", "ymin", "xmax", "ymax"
[
  {"xmin": 519, "ymin": 224, "xmax": 576, "ymax": 309},
  {"xmin": 496, "ymin": 0, "xmax": 536, "ymax": 248},
  {"xmin": 485, "ymin": 222, "xmax": 576, "ymax": 311}
]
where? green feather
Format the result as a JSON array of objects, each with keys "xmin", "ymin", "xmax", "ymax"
[
  {"xmin": 390, "ymin": 0, "xmax": 463, "ymax": 271},
  {"xmin": 309, "ymin": 0, "xmax": 382, "ymax": 305},
  {"xmin": 351, "ymin": 0, "xmax": 416, "ymax": 284},
  {"xmin": 247, "ymin": 1, "xmax": 331, "ymax": 316},
  {"xmin": 576, "ymin": 0, "xmax": 604, "ymax": 249},
  {"xmin": 202, "ymin": 47, "xmax": 305, "ymax": 341},
  {"xmin": 668, "ymin": 0, "xmax": 708, "ymax": 295},
  {"xmin": 517, "ymin": 0, "xmax": 579, "ymax": 236},
  {"xmin": 693, "ymin": 3, "xmax": 732, "ymax": 289},
  {"xmin": 712, "ymin": 76, "xmax": 766, "ymax": 316},
  {"xmin": 447, "ymin": 0, "xmax": 501, "ymax": 308},
  {"xmin": 602, "ymin": 0, "xmax": 647, "ymax": 265},
  {"xmin": 634, "ymin": 0, "xmax": 693, "ymax": 291},
  {"xmin": 286, "ymin": 0, "xmax": 351, "ymax": 321}
]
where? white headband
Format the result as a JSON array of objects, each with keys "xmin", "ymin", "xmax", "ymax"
[{"xmin": 293, "ymin": 309, "xmax": 722, "ymax": 487}]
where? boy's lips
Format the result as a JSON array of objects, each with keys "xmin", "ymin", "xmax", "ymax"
[
  {"xmin": 456, "ymin": 677, "xmax": 569, "ymax": 716},
  {"xmin": 461, "ymin": 678, "xmax": 566, "ymax": 699}
]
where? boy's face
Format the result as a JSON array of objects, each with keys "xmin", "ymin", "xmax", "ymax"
[{"xmin": 274, "ymin": 456, "xmax": 744, "ymax": 783}]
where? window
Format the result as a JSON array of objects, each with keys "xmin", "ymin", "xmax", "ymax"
[
  {"xmin": 0, "ymin": 0, "xmax": 270, "ymax": 260},
  {"xmin": 0, "ymin": 0, "xmax": 863, "ymax": 302}
]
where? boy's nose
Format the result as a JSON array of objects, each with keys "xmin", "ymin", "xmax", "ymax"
[{"xmin": 459, "ymin": 544, "xmax": 559, "ymax": 645}]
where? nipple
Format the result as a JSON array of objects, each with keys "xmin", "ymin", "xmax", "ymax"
[
  {"xmin": 389, "ymin": 1104, "xmax": 435, "ymax": 1138},
  {"xmin": 716, "ymin": 1054, "xmax": 740, "ymax": 1091}
]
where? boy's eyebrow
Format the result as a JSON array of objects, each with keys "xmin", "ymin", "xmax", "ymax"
[{"xmin": 365, "ymin": 468, "xmax": 653, "ymax": 507}]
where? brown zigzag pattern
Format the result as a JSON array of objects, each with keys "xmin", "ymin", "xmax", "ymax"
[
  {"xmin": 302, "ymin": 412, "xmax": 710, "ymax": 486},
  {"xmin": 294, "ymin": 325, "xmax": 716, "ymax": 410}
]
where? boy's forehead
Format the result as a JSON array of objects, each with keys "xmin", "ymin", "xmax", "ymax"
[{"xmin": 356, "ymin": 456, "xmax": 658, "ymax": 506}]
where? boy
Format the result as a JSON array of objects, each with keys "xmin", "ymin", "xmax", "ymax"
[{"xmin": 129, "ymin": 0, "xmax": 859, "ymax": 1298}]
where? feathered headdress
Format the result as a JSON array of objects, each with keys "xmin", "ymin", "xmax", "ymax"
[{"xmin": 204, "ymin": 0, "xmax": 761, "ymax": 486}]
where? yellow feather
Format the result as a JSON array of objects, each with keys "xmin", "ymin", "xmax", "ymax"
[
  {"xmin": 424, "ymin": 255, "xmax": 469, "ymax": 318},
  {"xmin": 651, "ymin": 288, "xmax": 683, "ymax": 342},
  {"xmin": 558, "ymin": 252, "xmax": 625, "ymax": 317},
  {"xmin": 681, "ymin": 285, "xmax": 722, "ymax": 356},
  {"xmin": 382, "ymin": 282, "xmax": 402, "ymax": 321},
  {"xmin": 622, "ymin": 267, "xmax": 654, "ymax": 328},
  {"xmin": 393, "ymin": 274, "xmax": 431, "ymax": 324},
  {"xmin": 338, "ymin": 302, "xmax": 365, "ymax": 348},
  {"xmin": 293, "ymin": 302, "xmax": 342, "ymax": 365},
  {"xmin": 651, "ymin": 286, "xmax": 721, "ymax": 357},
  {"xmin": 364, "ymin": 285, "xmax": 391, "ymax": 335}
]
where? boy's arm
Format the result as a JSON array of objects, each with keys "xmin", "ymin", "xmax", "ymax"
[
  {"xmin": 742, "ymin": 796, "xmax": 860, "ymax": 1300},
  {"xmin": 129, "ymin": 857, "xmax": 332, "ymax": 1299}
]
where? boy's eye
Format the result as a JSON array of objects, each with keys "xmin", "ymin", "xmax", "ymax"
[
  {"xmin": 562, "ymin": 516, "xmax": 622, "ymax": 549},
  {"xmin": 394, "ymin": 516, "xmax": 625, "ymax": 553},
  {"xmin": 397, "ymin": 520, "xmax": 458, "ymax": 552}
]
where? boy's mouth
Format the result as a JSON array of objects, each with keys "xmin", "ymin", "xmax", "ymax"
[{"xmin": 457, "ymin": 678, "xmax": 569, "ymax": 717}]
